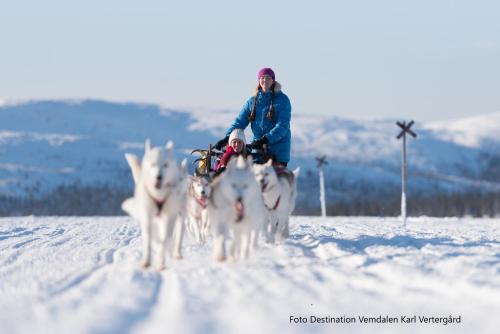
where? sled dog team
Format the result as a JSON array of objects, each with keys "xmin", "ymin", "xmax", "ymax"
[{"xmin": 122, "ymin": 139, "xmax": 299, "ymax": 270}]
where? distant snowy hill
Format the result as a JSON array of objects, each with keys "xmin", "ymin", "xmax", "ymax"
[
  {"xmin": 0, "ymin": 100, "xmax": 218, "ymax": 196},
  {"xmin": 0, "ymin": 99, "xmax": 499, "ymax": 215},
  {"xmin": 423, "ymin": 111, "xmax": 500, "ymax": 150}
]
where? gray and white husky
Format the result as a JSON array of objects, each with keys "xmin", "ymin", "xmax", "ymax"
[
  {"xmin": 208, "ymin": 155, "xmax": 265, "ymax": 261},
  {"xmin": 186, "ymin": 175, "xmax": 211, "ymax": 244},
  {"xmin": 253, "ymin": 160, "xmax": 300, "ymax": 243},
  {"xmin": 121, "ymin": 139, "xmax": 187, "ymax": 270}
]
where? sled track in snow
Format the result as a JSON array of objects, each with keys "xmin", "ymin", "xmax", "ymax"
[{"xmin": 0, "ymin": 216, "xmax": 499, "ymax": 334}]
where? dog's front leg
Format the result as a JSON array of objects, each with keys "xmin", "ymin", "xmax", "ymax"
[
  {"xmin": 250, "ymin": 225, "xmax": 260, "ymax": 252},
  {"xmin": 267, "ymin": 214, "xmax": 278, "ymax": 244},
  {"xmin": 282, "ymin": 218, "xmax": 290, "ymax": 239},
  {"xmin": 190, "ymin": 215, "xmax": 202, "ymax": 244},
  {"xmin": 196, "ymin": 217, "xmax": 204, "ymax": 244},
  {"xmin": 276, "ymin": 217, "xmax": 290, "ymax": 243},
  {"xmin": 230, "ymin": 229, "xmax": 242, "ymax": 260},
  {"xmin": 261, "ymin": 213, "xmax": 270, "ymax": 243},
  {"xmin": 201, "ymin": 211, "xmax": 210, "ymax": 244},
  {"xmin": 188, "ymin": 213, "xmax": 200, "ymax": 243},
  {"xmin": 186, "ymin": 214, "xmax": 195, "ymax": 239},
  {"xmin": 173, "ymin": 214, "xmax": 185, "ymax": 260},
  {"xmin": 213, "ymin": 222, "xmax": 227, "ymax": 262},
  {"xmin": 166, "ymin": 214, "xmax": 178, "ymax": 253},
  {"xmin": 156, "ymin": 219, "xmax": 168, "ymax": 271},
  {"xmin": 139, "ymin": 216, "xmax": 153, "ymax": 268},
  {"xmin": 240, "ymin": 231, "xmax": 251, "ymax": 260}
]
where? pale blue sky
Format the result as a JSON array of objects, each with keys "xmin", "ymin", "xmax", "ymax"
[{"xmin": 1, "ymin": 0, "xmax": 499, "ymax": 121}]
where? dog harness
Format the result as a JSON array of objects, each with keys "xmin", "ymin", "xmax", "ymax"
[
  {"xmin": 152, "ymin": 196, "xmax": 166, "ymax": 213},
  {"xmin": 264, "ymin": 195, "xmax": 281, "ymax": 211}
]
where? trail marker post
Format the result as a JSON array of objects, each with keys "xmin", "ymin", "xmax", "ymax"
[
  {"xmin": 316, "ymin": 155, "xmax": 328, "ymax": 217},
  {"xmin": 396, "ymin": 121, "xmax": 417, "ymax": 225}
]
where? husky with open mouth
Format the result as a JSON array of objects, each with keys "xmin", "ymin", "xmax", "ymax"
[
  {"xmin": 186, "ymin": 175, "xmax": 211, "ymax": 244},
  {"xmin": 253, "ymin": 160, "xmax": 300, "ymax": 244},
  {"xmin": 208, "ymin": 155, "xmax": 265, "ymax": 261}
]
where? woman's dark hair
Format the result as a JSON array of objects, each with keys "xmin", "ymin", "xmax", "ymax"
[{"xmin": 248, "ymin": 82, "xmax": 275, "ymax": 122}]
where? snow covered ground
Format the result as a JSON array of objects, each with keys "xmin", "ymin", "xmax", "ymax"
[{"xmin": 0, "ymin": 216, "xmax": 499, "ymax": 334}]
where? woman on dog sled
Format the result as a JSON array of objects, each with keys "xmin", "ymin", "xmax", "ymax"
[{"xmin": 214, "ymin": 67, "xmax": 292, "ymax": 169}]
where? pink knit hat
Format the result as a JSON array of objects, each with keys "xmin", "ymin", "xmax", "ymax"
[{"xmin": 257, "ymin": 68, "xmax": 275, "ymax": 81}]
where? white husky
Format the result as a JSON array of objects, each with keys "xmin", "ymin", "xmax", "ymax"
[
  {"xmin": 186, "ymin": 175, "xmax": 211, "ymax": 244},
  {"xmin": 122, "ymin": 139, "xmax": 187, "ymax": 270},
  {"xmin": 208, "ymin": 155, "xmax": 265, "ymax": 261},
  {"xmin": 253, "ymin": 160, "xmax": 300, "ymax": 243}
]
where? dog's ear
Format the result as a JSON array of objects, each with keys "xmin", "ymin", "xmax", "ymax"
[
  {"xmin": 246, "ymin": 155, "xmax": 254, "ymax": 169},
  {"xmin": 145, "ymin": 139, "xmax": 152, "ymax": 154},
  {"xmin": 293, "ymin": 167, "xmax": 300, "ymax": 179},
  {"xmin": 226, "ymin": 155, "xmax": 238, "ymax": 171},
  {"xmin": 125, "ymin": 154, "xmax": 141, "ymax": 184},
  {"xmin": 166, "ymin": 140, "xmax": 174, "ymax": 150},
  {"xmin": 202, "ymin": 176, "xmax": 211, "ymax": 186},
  {"xmin": 180, "ymin": 158, "xmax": 188, "ymax": 175}
]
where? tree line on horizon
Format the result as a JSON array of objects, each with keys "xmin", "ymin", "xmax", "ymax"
[{"xmin": 0, "ymin": 183, "xmax": 498, "ymax": 218}]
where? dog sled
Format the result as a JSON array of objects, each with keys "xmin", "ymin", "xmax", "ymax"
[
  {"xmin": 190, "ymin": 144, "xmax": 222, "ymax": 178},
  {"xmin": 191, "ymin": 144, "xmax": 294, "ymax": 182}
]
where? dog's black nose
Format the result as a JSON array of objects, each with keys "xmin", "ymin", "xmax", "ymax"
[
  {"xmin": 201, "ymin": 190, "xmax": 206, "ymax": 196},
  {"xmin": 156, "ymin": 174, "xmax": 162, "ymax": 181}
]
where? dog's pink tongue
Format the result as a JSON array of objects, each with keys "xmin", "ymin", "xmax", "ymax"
[{"xmin": 235, "ymin": 200, "xmax": 244, "ymax": 222}]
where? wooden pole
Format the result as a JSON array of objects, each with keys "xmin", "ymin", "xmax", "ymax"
[
  {"xmin": 207, "ymin": 144, "xmax": 213, "ymax": 175},
  {"xmin": 397, "ymin": 120, "xmax": 415, "ymax": 226},
  {"xmin": 319, "ymin": 165, "xmax": 326, "ymax": 217},
  {"xmin": 401, "ymin": 132, "xmax": 407, "ymax": 225}
]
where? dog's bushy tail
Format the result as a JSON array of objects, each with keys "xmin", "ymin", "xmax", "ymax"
[
  {"xmin": 125, "ymin": 154, "xmax": 141, "ymax": 185},
  {"xmin": 122, "ymin": 197, "xmax": 138, "ymax": 219},
  {"xmin": 289, "ymin": 167, "xmax": 300, "ymax": 214}
]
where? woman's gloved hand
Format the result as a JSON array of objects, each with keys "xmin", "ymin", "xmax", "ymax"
[
  {"xmin": 247, "ymin": 136, "xmax": 268, "ymax": 149},
  {"xmin": 214, "ymin": 136, "xmax": 229, "ymax": 150}
]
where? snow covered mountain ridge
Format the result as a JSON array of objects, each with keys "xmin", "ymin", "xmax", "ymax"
[
  {"xmin": 423, "ymin": 111, "xmax": 500, "ymax": 149},
  {"xmin": 0, "ymin": 99, "xmax": 499, "ymax": 215}
]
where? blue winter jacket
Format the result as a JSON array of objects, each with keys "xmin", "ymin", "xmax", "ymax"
[{"xmin": 226, "ymin": 83, "xmax": 292, "ymax": 163}]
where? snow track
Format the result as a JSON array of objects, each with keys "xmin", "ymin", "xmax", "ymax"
[{"xmin": 0, "ymin": 216, "xmax": 499, "ymax": 334}]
